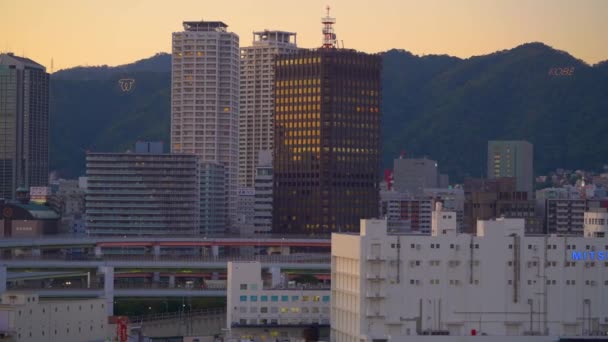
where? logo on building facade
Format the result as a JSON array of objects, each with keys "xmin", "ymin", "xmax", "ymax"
[{"xmin": 571, "ymin": 251, "xmax": 607, "ymax": 261}]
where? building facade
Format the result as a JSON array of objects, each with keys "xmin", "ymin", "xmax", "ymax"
[
  {"xmin": 236, "ymin": 186, "xmax": 255, "ymax": 234},
  {"xmin": 0, "ymin": 53, "xmax": 49, "ymax": 200},
  {"xmin": 536, "ymin": 187, "xmax": 586, "ymax": 235},
  {"xmin": 252, "ymin": 150, "xmax": 273, "ymax": 234},
  {"xmin": 464, "ymin": 177, "xmax": 539, "ymax": 234},
  {"xmin": 85, "ymin": 151, "xmax": 199, "ymax": 235},
  {"xmin": 393, "ymin": 157, "xmax": 439, "ymax": 195},
  {"xmin": 331, "ymin": 218, "xmax": 608, "ymax": 341},
  {"xmin": 226, "ymin": 261, "xmax": 330, "ymax": 341},
  {"xmin": 379, "ymin": 190, "xmax": 432, "ymax": 234},
  {"xmin": 487, "ymin": 140, "xmax": 533, "ymax": 194},
  {"xmin": 272, "ymin": 48, "xmax": 381, "ymax": 234},
  {"xmin": 423, "ymin": 187, "xmax": 465, "ymax": 232},
  {"xmin": 200, "ymin": 162, "xmax": 226, "ymax": 235},
  {"xmin": 0, "ymin": 292, "xmax": 109, "ymax": 342},
  {"xmin": 0, "ymin": 197, "xmax": 59, "ymax": 238},
  {"xmin": 239, "ymin": 30, "xmax": 298, "ymax": 188},
  {"xmin": 48, "ymin": 179, "xmax": 85, "ymax": 234},
  {"xmin": 171, "ymin": 21, "xmax": 240, "ymax": 228}
]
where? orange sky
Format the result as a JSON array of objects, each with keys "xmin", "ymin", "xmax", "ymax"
[{"xmin": 1, "ymin": 0, "xmax": 607, "ymax": 71}]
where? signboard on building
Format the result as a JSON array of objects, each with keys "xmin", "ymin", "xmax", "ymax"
[{"xmin": 29, "ymin": 186, "xmax": 50, "ymax": 203}]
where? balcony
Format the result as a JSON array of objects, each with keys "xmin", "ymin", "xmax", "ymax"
[
  {"xmin": 365, "ymin": 310, "xmax": 385, "ymax": 318},
  {"xmin": 366, "ymin": 255, "xmax": 386, "ymax": 262},
  {"xmin": 365, "ymin": 291, "xmax": 386, "ymax": 299},
  {"xmin": 366, "ymin": 274, "xmax": 386, "ymax": 281}
]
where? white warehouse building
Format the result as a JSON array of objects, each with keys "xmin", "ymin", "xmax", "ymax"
[{"xmin": 331, "ymin": 204, "xmax": 608, "ymax": 341}]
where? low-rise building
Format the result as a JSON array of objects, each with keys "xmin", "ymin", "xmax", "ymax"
[
  {"xmin": 0, "ymin": 189, "xmax": 59, "ymax": 238},
  {"xmin": 226, "ymin": 261, "xmax": 330, "ymax": 341},
  {"xmin": 48, "ymin": 179, "xmax": 85, "ymax": 234},
  {"xmin": 423, "ymin": 187, "xmax": 464, "ymax": 232},
  {"xmin": 331, "ymin": 213, "xmax": 608, "ymax": 341},
  {"xmin": 0, "ymin": 292, "xmax": 109, "ymax": 342}
]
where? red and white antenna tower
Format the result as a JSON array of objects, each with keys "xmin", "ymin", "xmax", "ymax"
[{"xmin": 321, "ymin": 5, "xmax": 337, "ymax": 48}]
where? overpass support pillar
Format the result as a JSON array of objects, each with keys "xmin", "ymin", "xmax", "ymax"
[
  {"xmin": 153, "ymin": 272, "xmax": 160, "ymax": 284},
  {"xmin": 94, "ymin": 246, "xmax": 102, "ymax": 258},
  {"xmin": 0, "ymin": 265, "xmax": 6, "ymax": 294},
  {"xmin": 270, "ymin": 266, "xmax": 281, "ymax": 287},
  {"xmin": 211, "ymin": 246, "xmax": 219, "ymax": 258},
  {"xmin": 169, "ymin": 275, "xmax": 176, "ymax": 288},
  {"xmin": 99, "ymin": 266, "xmax": 114, "ymax": 316}
]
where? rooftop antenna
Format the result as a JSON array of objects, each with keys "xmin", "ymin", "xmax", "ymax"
[{"xmin": 321, "ymin": 5, "xmax": 337, "ymax": 48}]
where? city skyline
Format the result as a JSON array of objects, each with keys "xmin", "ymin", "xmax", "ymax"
[{"xmin": 1, "ymin": 0, "xmax": 608, "ymax": 71}]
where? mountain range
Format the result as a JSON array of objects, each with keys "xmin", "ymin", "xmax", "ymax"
[{"xmin": 50, "ymin": 43, "xmax": 608, "ymax": 182}]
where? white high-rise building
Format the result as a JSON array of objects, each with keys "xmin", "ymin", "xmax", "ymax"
[
  {"xmin": 331, "ymin": 214, "xmax": 608, "ymax": 341},
  {"xmin": 171, "ymin": 21, "xmax": 240, "ymax": 227},
  {"xmin": 239, "ymin": 30, "xmax": 297, "ymax": 187}
]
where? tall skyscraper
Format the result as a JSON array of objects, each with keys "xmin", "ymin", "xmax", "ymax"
[
  {"xmin": 272, "ymin": 10, "xmax": 381, "ymax": 234},
  {"xmin": 239, "ymin": 30, "xmax": 298, "ymax": 188},
  {"xmin": 0, "ymin": 53, "xmax": 49, "ymax": 200},
  {"xmin": 487, "ymin": 140, "xmax": 533, "ymax": 194},
  {"xmin": 171, "ymin": 21, "xmax": 240, "ymax": 230}
]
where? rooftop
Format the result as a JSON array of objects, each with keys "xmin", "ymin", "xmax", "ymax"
[
  {"xmin": 0, "ymin": 53, "xmax": 46, "ymax": 71},
  {"xmin": 183, "ymin": 21, "xmax": 228, "ymax": 32}
]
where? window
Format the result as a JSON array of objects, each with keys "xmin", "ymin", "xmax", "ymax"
[
  {"xmin": 261, "ymin": 307, "xmax": 268, "ymax": 313},
  {"xmin": 280, "ymin": 307, "xmax": 288, "ymax": 313},
  {"xmin": 312, "ymin": 296, "xmax": 321, "ymax": 302},
  {"xmin": 281, "ymin": 295, "xmax": 289, "ymax": 302},
  {"xmin": 450, "ymin": 244, "xmax": 454, "ymax": 249},
  {"xmin": 261, "ymin": 295, "xmax": 268, "ymax": 302},
  {"xmin": 250, "ymin": 284, "xmax": 258, "ymax": 290},
  {"xmin": 239, "ymin": 284, "xmax": 247, "ymax": 290},
  {"xmin": 250, "ymin": 296, "xmax": 258, "ymax": 302},
  {"xmin": 239, "ymin": 306, "xmax": 247, "ymax": 313},
  {"xmin": 291, "ymin": 296, "xmax": 299, "ymax": 301},
  {"xmin": 322, "ymin": 296, "xmax": 330, "ymax": 302},
  {"xmin": 271, "ymin": 295, "xmax": 278, "ymax": 302},
  {"xmin": 270, "ymin": 307, "xmax": 278, "ymax": 313},
  {"xmin": 302, "ymin": 296, "xmax": 309, "ymax": 302},
  {"xmin": 239, "ymin": 295, "xmax": 247, "ymax": 302},
  {"xmin": 250, "ymin": 307, "xmax": 258, "ymax": 313},
  {"xmin": 291, "ymin": 307, "xmax": 300, "ymax": 313}
]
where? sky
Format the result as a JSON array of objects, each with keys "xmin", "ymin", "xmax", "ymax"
[{"xmin": 1, "ymin": 0, "xmax": 607, "ymax": 71}]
